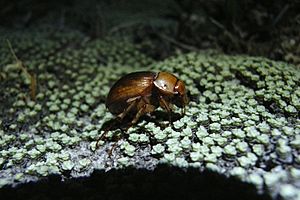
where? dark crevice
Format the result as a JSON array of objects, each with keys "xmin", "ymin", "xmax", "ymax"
[
  {"xmin": 234, "ymin": 71, "xmax": 258, "ymax": 90},
  {"xmin": 255, "ymin": 98, "xmax": 284, "ymax": 115},
  {"xmin": 191, "ymin": 79, "xmax": 205, "ymax": 103},
  {"xmin": 233, "ymin": 70, "xmax": 288, "ymax": 116},
  {"xmin": 0, "ymin": 165, "xmax": 272, "ymax": 200}
]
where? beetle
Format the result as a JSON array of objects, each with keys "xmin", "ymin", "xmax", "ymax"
[{"xmin": 97, "ymin": 71, "xmax": 188, "ymax": 146}]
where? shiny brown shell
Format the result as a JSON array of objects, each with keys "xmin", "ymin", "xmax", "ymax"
[{"xmin": 106, "ymin": 71, "xmax": 157, "ymax": 115}]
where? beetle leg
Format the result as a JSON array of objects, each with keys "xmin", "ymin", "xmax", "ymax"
[
  {"xmin": 96, "ymin": 99, "xmax": 140, "ymax": 149},
  {"xmin": 131, "ymin": 103, "xmax": 155, "ymax": 125},
  {"xmin": 107, "ymin": 134, "xmax": 122, "ymax": 156},
  {"xmin": 131, "ymin": 104, "xmax": 147, "ymax": 125},
  {"xmin": 159, "ymin": 96, "xmax": 172, "ymax": 124},
  {"xmin": 117, "ymin": 97, "xmax": 140, "ymax": 120},
  {"xmin": 96, "ymin": 123, "xmax": 114, "ymax": 149}
]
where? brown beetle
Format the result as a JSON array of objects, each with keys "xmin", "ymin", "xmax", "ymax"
[
  {"xmin": 106, "ymin": 71, "xmax": 188, "ymax": 124},
  {"xmin": 97, "ymin": 71, "xmax": 188, "ymax": 146}
]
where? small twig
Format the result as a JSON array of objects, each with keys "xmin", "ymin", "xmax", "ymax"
[
  {"xmin": 95, "ymin": 4, "xmax": 106, "ymax": 37},
  {"xmin": 6, "ymin": 39, "xmax": 37, "ymax": 101},
  {"xmin": 58, "ymin": 9, "xmax": 65, "ymax": 29},
  {"xmin": 158, "ymin": 33, "xmax": 199, "ymax": 51},
  {"xmin": 209, "ymin": 17, "xmax": 226, "ymax": 30},
  {"xmin": 108, "ymin": 21, "xmax": 142, "ymax": 35},
  {"xmin": 209, "ymin": 17, "xmax": 244, "ymax": 51},
  {"xmin": 6, "ymin": 39, "xmax": 19, "ymax": 63},
  {"xmin": 30, "ymin": 73, "xmax": 37, "ymax": 101},
  {"xmin": 272, "ymin": 4, "xmax": 289, "ymax": 27}
]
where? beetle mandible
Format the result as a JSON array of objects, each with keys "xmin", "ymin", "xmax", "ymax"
[{"xmin": 97, "ymin": 71, "xmax": 188, "ymax": 145}]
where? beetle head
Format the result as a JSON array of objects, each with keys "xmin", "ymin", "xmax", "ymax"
[
  {"xmin": 154, "ymin": 72, "xmax": 189, "ymax": 108},
  {"xmin": 154, "ymin": 72, "xmax": 177, "ymax": 95},
  {"xmin": 173, "ymin": 79, "xmax": 189, "ymax": 108}
]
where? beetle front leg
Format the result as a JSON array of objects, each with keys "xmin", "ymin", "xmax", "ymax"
[{"xmin": 159, "ymin": 96, "xmax": 173, "ymax": 124}]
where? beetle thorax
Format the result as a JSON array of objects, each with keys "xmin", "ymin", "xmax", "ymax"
[{"xmin": 153, "ymin": 72, "xmax": 178, "ymax": 95}]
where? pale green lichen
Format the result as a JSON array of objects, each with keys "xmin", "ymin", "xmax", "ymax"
[
  {"xmin": 61, "ymin": 160, "xmax": 74, "ymax": 171},
  {"xmin": 128, "ymin": 133, "xmax": 140, "ymax": 143},
  {"xmin": 122, "ymin": 142, "xmax": 136, "ymax": 157},
  {"xmin": 224, "ymin": 145, "xmax": 237, "ymax": 156},
  {"xmin": 151, "ymin": 144, "xmax": 165, "ymax": 154},
  {"xmin": 117, "ymin": 157, "xmax": 130, "ymax": 167},
  {"xmin": 76, "ymin": 158, "xmax": 92, "ymax": 171}
]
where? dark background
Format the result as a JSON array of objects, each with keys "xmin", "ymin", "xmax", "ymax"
[
  {"xmin": 0, "ymin": 165, "xmax": 272, "ymax": 200},
  {"xmin": 1, "ymin": 0, "xmax": 299, "ymax": 62}
]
